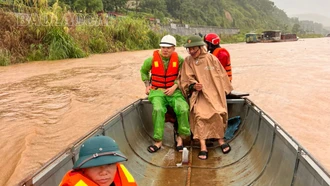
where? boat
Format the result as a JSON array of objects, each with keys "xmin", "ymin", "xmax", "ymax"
[
  {"xmin": 260, "ymin": 30, "xmax": 282, "ymax": 42},
  {"xmin": 19, "ymin": 95, "xmax": 330, "ymax": 186},
  {"xmin": 281, "ymin": 33, "xmax": 299, "ymax": 42},
  {"xmin": 245, "ymin": 33, "xmax": 261, "ymax": 43},
  {"xmin": 259, "ymin": 31, "xmax": 299, "ymax": 43}
]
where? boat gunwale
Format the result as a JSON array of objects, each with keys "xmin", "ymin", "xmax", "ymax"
[{"xmin": 18, "ymin": 98, "xmax": 330, "ymax": 186}]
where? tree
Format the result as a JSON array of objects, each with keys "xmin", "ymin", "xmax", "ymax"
[
  {"xmin": 165, "ymin": 0, "xmax": 181, "ymax": 19},
  {"xmin": 292, "ymin": 23, "xmax": 300, "ymax": 34},
  {"xmin": 139, "ymin": 0, "xmax": 167, "ymax": 15},
  {"xmin": 102, "ymin": 0, "xmax": 113, "ymax": 11},
  {"xmin": 60, "ymin": 0, "xmax": 74, "ymax": 9},
  {"xmin": 74, "ymin": 0, "xmax": 103, "ymax": 13},
  {"xmin": 102, "ymin": 0, "xmax": 128, "ymax": 12}
]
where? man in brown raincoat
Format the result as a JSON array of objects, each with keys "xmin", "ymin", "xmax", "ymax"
[{"xmin": 180, "ymin": 35, "xmax": 233, "ymax": 160}]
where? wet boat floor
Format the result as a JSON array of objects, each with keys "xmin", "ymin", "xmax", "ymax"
[
  {"xmin": 102, "ymin": 100, "xmax": 327, "ymax": 186},
  {"xmin": 125, "ymin": 138, "xmax": 259, "ymax": 186},
  {"xmin": 108, "ymin": 101, "xmax": 264, "ymax": 186}
]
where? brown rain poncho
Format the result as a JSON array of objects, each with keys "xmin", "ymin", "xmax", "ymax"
[{"xmin": 180, "ymin": 47, "xmax": 233, "ymax": 140}]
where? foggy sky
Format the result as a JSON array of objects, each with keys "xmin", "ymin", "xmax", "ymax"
[{"xmin": 272, "ymin": 0, "xmax": 330, "ymax": 18}]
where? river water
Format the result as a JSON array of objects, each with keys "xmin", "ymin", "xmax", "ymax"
[{"xmin": 1, "ymin": 38, "xmax": 330, "ymax": 185}]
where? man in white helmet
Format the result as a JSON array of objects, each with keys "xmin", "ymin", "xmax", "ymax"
[{"xmin": 140, "ymin": 35, "xmax": 191, "ymax": 153}]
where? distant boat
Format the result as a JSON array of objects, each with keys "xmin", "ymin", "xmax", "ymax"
[
  {"xmin": 258, "ymin": 30, "xmax": 299, "ymax": 43},
  {"xmin": 245, "ymin": 33, "xmax": 261, "ymax": 43},
  {"xmin": 260, "ymin": 30, "xmax": 282, "ymax": 42},
  {"xmin": 19, "ymin": 96, "xmax": 330, "ymax": 186},
  {"xmin": 281, "ymin": 33, "xmax": 299, "ymax": 42}
]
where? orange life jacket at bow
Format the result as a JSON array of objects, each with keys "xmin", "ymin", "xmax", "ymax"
[
  {"xmin": 59, "ymin": 163, "xmax": 137, "ymax": 186},
  {"xmin": 213, "ymin": 48, "xmax": 232, "ymax": 81},
  {"xmin": 151, "ymin": 50, "xmax": 179, "ymax": 89}
]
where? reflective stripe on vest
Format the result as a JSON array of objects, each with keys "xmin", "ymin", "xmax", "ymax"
[
  {"xmin": 75, "ymin": 180, "xmax": 88, "ymax": 186},
  {"xmin": 151, "ymin": 50, "xmax": 179, "ymax": 88},
  {"xmin": 59, "ymin": 163, "xmax": 136, "ymax": 186},
  {"xmin": 213, "ymin": 48, "xmax": 232, "ymax": 81},
  {"xmin": 59, "ymin": 171, "xmax": 98, "ymax": 186},
  {"xmin": 117, "ymin": 163, "xmax": 137, "ymax": 186}
]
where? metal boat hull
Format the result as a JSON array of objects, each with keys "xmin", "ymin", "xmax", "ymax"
[{"xmin": 19, "ymin": 98, "xmax": 330, "ymax": 186}]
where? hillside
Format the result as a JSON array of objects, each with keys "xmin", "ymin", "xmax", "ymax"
[
  {"xmin": 291, "ymin": 13, "xmax": 330, "ymax": 27},
  {"xmin": 158, "ymin": 0, "xmax": 293, "ymax": 31},
  {"xmin": 0, "ymin": 0, "xmax": 315, "ymax": 33},
  {"xmin": 137, "ymin": 0, "xmax": 328, "ymax": 34}
]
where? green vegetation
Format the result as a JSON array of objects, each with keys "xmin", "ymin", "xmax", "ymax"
[
  {"xmin": 136, "ymin": 0, "xmax": 292, "ymax": 31},
  {"xmin": 298, "ymin": 34, "xmax": 324, "ymax": 38},
  {"xmin": 45, "ymin": 28, "xmax": 86, "ymax": 60},
  {"xmin": 0, "ymin": 49, "xmax": 11, "ymax": 66},
  {"xmin": 219, "ymin": 33, "xmax": 247, "ymax": 44},
  {"xmin": 0, "ymin": 6, "xmax": 164, "ymax": 65},
  {"xmin": 0, "ymin": 0, "xmax": 327, "ymax": 66}
]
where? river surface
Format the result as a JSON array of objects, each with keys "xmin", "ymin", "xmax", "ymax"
[{"xmin": 1, "ymin": 38, "xmax": 330, "ymax": 185}]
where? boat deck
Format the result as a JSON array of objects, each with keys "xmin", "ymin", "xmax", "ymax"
[{"xmin": 20, "ymin": 99, "xmax": 330, "ymax": 186}]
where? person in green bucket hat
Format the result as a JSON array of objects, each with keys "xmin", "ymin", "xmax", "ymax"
[
  {"xmin": 180, "ymin": 35, "xmax": 233, "ymax": 160},
  {"xmin": 183, "ymin": 35, "xmax": 206, "ymax": 48},
  {"xmin": 60, "ymin": 135, "xmax": 137, "ymax": 186}
]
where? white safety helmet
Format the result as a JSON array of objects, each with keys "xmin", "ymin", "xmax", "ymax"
[{"xmin": 159, "ymin": 35, "xmax": 176, "ymax": 47}]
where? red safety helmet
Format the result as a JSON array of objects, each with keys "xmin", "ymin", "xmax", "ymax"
[{"xmin": 204, "ymin": 33, "xmax": 220, "ymax": 45}]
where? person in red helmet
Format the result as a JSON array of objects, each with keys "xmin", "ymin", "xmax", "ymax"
[{"xmin": 204, "ymin": 33, "xmax": 232, "ymax": 82}]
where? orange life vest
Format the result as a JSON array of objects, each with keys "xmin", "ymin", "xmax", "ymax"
[
  {"xmin": 59, "ymin": 163, "xmax": 137, "ymax": 186},
  {"xmin": 213, "ymin": 48, "xmax": 232, "ymax": 81},
  {"xmin": 151, "ymin": 50, "xmax": 179, "ymax": 89}
]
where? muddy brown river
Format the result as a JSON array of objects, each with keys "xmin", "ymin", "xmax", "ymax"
[{"xmin": 1, "ymin": 38, "xmax": 330, "ymax": 186}]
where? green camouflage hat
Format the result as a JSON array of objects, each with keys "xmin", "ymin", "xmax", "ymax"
[
  {"xmin": 184, "ymin": 35, "xmax": 205, "ymax": 48},
  {"xmin": 73, "ymin": 135, "xmax": 127, "ymax": 169}
]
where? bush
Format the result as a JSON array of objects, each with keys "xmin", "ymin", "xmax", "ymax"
[
  {"xmin": 0, "ymin": 9, "xmax": 173, "ymax": 64},
  {"xmin": 27, "ymin": 44, "xmax": 46, "ymax": 61},
  {"xmin": 44, "ymin": 28, "xmax": 86, "ymax": 60},
  {"xmin": 110, "ymin": 17, "xmax": 160, "ymax": 50},
  {"xmin": 147, "ymin": 31, "xmax": 162, "ymax": 48},
  {"xmin": 87, "ymin": 28, "xmax": 109, "ymax": 53},
  {"xmin": 220, "ymin": 33, "xmax": 246, "ymax": 44},
  {"xmin": 89, "ymin": 37, "xmax": 108, "ymax": 53},
  {"xmin": 173, "ymin": 34, "xmax": 188, "ymax": 47},
  {"xmin": 0, "ymin": 10, "xmax": 28, "ymax": 64},
  {"xmin": 0, "ymin": 49, "xmax": 11, "ymax": 66}
]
